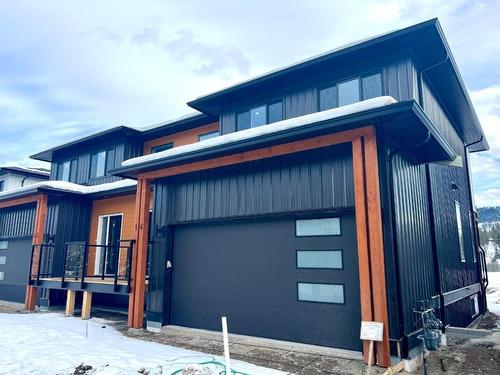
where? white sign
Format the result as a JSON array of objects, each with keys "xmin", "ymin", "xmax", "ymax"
[{"xmin": 360, "ymin": 321, "xmax": 384, "ymax": 342}]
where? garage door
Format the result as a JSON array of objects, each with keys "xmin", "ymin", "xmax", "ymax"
[
  {"xmin": 0, "ymin": 238, "xmax": 32, "ymax": 303},
  {"xmin": 170, "ymin": 214, "xmax": 362, "ymax": 351}
]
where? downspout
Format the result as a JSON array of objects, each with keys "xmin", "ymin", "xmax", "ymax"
[
  {"xmin": 416, "ymin": 51, "xmax": 450, "ymax": 330},
  {"xmin": 21, "ymin": 175, "xmax": 29, "ymax": 187}
]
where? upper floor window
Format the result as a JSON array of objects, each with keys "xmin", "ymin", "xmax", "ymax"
[
  {"xmin": 237, "ymin": 101, "xmax": 283, "ymax": 131},
  {"xmin": 198, "ymin": 130, "xmax": 220, "ymax": 142},
  {"xmin": 319, "ymin": 73, "xmax": 382, "ymax": 111},
  {"xmin": 151, "ymin": 142, "xmax": 174, "ymax": 153},
  {"xmin": 0, "ymin": 180, "xmax": 4, "ymax": 192},
  {"xmin": 90, "ymin": 149, "xmax": 115, "ymax": 179},
  {"xmin": 57, "ymin": 159, "xmax": 77, "ymax": 182}
]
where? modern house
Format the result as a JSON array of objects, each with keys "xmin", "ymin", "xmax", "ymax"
[
  {"xmin": 0, "ymin": 166, "xmax": 49, "ymax": 192},
  {"xmin": 0, "ymin": 19, "xmax": 490, "ymax": 368}
]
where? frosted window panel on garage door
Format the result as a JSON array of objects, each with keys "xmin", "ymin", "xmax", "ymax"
[
  {"xmin": 298, "ymin": 283, "xmax": 344, "ymax": 304},
  {"xmin": 297, "ymin": 250, "xmax": 343, "ymax": 269},
  {"xmin": 0, "ymin": 240, "xmax": 8, "ymax": 250},
  {"xmin": 0, "ymin": 271, "xmax": 4, "ymax": 280},
  {"xmin": 296, "ymin": 218, "xmax": 341, "ymax": 236},
  {"xmin": 0, "ymin": 256, "xmax": 5, "ymax": 265}
]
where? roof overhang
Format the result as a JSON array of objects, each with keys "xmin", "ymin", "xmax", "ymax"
[
  {"xmin": 31, "ymin": 126, "xmax": 142, "ymax": 162},
  {"xmin": 187, "ymin": 18, "xmax": 487, "ymax": 152},
  {"xmin": 0, "ymin": 167, "xmax": 50, "ymax": 179},
  {"xmin": 113, "ymin": 100, "xmax": 456, "ymax": 179}
]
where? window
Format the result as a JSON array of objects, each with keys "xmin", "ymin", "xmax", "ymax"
[
  {"xmin": 298, "ymin": 283, "xmax": 344, "ymax": 304},
  {"xmin": 455, "ymin": 201, "xmax": 465, "ymax": 262},
  {"xmin": 237, "ymin": 101, "xmax": 283, "ymax": 131},
  {"xmin": 0, "ymin": 240, "xmax": 7, "ymax": 250},
  {"xmin": 0, "ymin": 180, "xmax": 4, "ymax": 192},
  {"xmin": 151, "ymin": 142, "xmax": 173, "ymax": 153},
  {"xmin": 198, "ymin": 131, "xmax": 220, "ymax": 142},
  {"xmin": 297, "ymin": 250, "xmax": 343, "ymax": 269},
  {"xmin": 57, "ymin": 159, "xmax": 77, "ymax": 182},
  {"xmin": 0, "ymin": 271, "xmax": 4, "ymax": 281},
  {"xmin": 296, "ymin": 218, "xmax": 341, "ymax": 236},
  {"xmin": 338, "ymin": 79, "xmax": 360, "ymax": 106},
  {"xmin": 0, "ymin": 256, "xmax": 5, "ymax": 265},
  {"xmin": 469, "ymin": 211, "xmax": 477, "ymax": 263},
  {"xmin": 319, "ymin": 72, "xmax": 383, "ymax": 111},
  {"xmin": 90, "ymin": 149, "xmax": 114, "ymax": 178}
]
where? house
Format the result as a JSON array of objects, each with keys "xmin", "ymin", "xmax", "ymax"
[
  {"xmin": 0, "ymin": 166, "xmax": 49, "ymax": 192},
  {"xmin": 0, "ymin": 19, "xmax": 490, "ymax": 368}
]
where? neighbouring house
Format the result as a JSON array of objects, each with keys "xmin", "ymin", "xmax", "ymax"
[
  {"xmin": 0, "ymin": 19, "xmax": 490, "ymax": 368},
  {"xmin": 0, "ymin": 166, "xmax": 49, "ymax": 192}
]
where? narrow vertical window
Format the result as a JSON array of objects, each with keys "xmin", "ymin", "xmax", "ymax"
[
  {"xmin": 319, "ymin": 86, "xmax": 337, "ymax": 111},
  {"xmin": 268, "ymin": 101, "xmax": 283, "ymax": 124},
  {"xmin": 362, "ymin": 73, "xmax": 383, "ymax": 100},
  {"xmin": 250, "ymin": 105, "xmax": 267, "ymax": 127},
  {"xmin": 105, "ymin": 149, "xmax": 115, "ymax": 173},
  {"xmin": 58, "ymin": 160, "xmax": 71, "ymax": 182},
  {"xmin": 455, "ymin": 201, "xmax": 465, "ymax": 262},
  {"xmin": 237, "ymin": 111, "xmax": 251, "ymax": 131},
  {"xmin": 90, "ymin": 151, "xmax": 107, "ymax": 178},
  {"xmin": 469, "ymin": 211, "xmax": 477, "ymax": 263}
]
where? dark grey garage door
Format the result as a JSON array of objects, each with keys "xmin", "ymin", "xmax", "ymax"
[
  {"xmin": 170, "ymin": 214, "xmax": 362, "ymax": 351},
  {"xmin": 0, "ymin": 238, "xmax": 32, "ymax": 303}
]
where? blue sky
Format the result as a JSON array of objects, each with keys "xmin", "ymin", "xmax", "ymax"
[{"xmin": 0, "ymin": 0, "xmax": 499, "ymax": 206}]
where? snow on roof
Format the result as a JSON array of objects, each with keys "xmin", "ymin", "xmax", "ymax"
[
  {"xmin": 1, "ymin": 166, "xmax": 50, "ymax": 175},
  {"xmin": 0, "ymin": 179, "xmax": 137, "ymax": 200},
  {"xmin": 122, "ymin": 96, "xmax": 397, "ymax": 168},
  {"xmin": 134, "ymin": 111, "xmax": 204, "ymax": 132}
]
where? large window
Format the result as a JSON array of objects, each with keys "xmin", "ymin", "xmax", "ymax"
[
  {"xmin": 455, "ymin": 201, "xmax": 465, "ymax": 262},
  {"xmin": 90, "ymin": 149, "xmax": 115, "ymax": 179},
  {"xmin": 198, "ymin": 131, "xmax": 220, "ymax": 142},
  {"xmin": 57, "ymin": 159, "xmax": 77, "ymax": 182},
  {"xmin": 151, "ymin": 142, "xmax": 173, "ymax": 153},
  {"xmin": 298, "ymin": 283, "xmax": 344, "ymax": 304},
  {"xmin": 237, "ymin": 101, "xmax": 283, "ymax": 131},
  {"xmin": 319, "ymin": 73, "xmax": 382, "ymax": 111}
]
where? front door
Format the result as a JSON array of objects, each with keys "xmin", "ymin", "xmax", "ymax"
[{"xmin": 95, "ymin": 214, "xmax": 122, "ymax": 276}]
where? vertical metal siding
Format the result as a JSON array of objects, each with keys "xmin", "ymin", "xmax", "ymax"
[
  {"xmin": 0, "ymin": 203, "xmax": 36, "ymax": 238},
  {"xmin": 154, "ymin": 143, "xmax": 354, "ymax": 225},
  {"xmin": 391, "ymin": 153, "xmax": 437, "ymax": 335}
]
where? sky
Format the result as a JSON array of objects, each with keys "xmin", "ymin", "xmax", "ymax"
[{"xmin": 0, "ymin": 0, "xmax": 499, "ymax": 206}]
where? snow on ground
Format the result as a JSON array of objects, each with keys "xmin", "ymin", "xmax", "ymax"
[
  {"xmin": 0, "ymin": 313, "xmax": 285, "ymax": 375},
  {"xmin": 487, "ymin": 272, "xmax": 500, "ymax": 316}
]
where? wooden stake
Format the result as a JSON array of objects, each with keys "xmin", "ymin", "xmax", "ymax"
[
  {"xmin": 81, "ymin": 291, "xmax": 92, "ymax": 320},
  {"xmin": 222, "ymin": 316, "xmax": 231, "ymax": 375},
  {"xmin": 65, "ymin": 290, "xmax": 76, "ymax": 316},
  {"xmin": 367, "ymin": 340, "xmax": 374, "ymax": 375}
]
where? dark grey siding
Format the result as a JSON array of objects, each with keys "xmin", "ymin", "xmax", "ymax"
[
  {"xmin": 154, "ymin": 143, "xmax": 354, "ymax": 224},
  {"xmin": 50, "ymin": 137, "xmax": 143, "ymax": 186},
  {"xmin": 421, "ymin": 78, "xmax": 464, "ymax": 155},
  {"xmin": 147, "ymin": 143, "xmax": 355, "ymax": 321},
  {"xmin": 44, "ymin": 195, "xmax": 92, "ymax": 277},
  {"xmin": 0, "ymin": 203, "xmax": 36, "ymax": 238},
  {"xmin": 220, "ymin": 52, "xmax": 418, "ymax": 134},
  {"xmin": 391, "ymin": 152, "xmax": 437, "ymax": 333}
]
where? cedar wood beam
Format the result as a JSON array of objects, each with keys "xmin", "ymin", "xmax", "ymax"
[
  {"xmin": 131, "ymin": 126, "xmax": 391, "ymax": 366},
  {"xmin": 24, "ymin": 194, "xmax": 48, "ymax": 310},
  {"xmin": 128, "ymin": 178, "xmax": 151, "ymax": 328}
]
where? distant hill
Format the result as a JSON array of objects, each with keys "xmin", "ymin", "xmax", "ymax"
[{"xmin": 478, "ymin": 206, "xmax": 500, "ymax": 223}]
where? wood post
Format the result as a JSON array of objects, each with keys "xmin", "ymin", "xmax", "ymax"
[
  {"xmin": 128, "ymin": 178, "xmax": 151, "ymax": 328},
  {"xmin": 81, "ymin": 291, "xmax": 92, "ymax": 319},
  {"xmin": 65, "ymin": 290, "xmax": 76, "ymax": 316},
  {"xmin": 25, "ymin": 194, "xmax": 48, "ymax": 311}
]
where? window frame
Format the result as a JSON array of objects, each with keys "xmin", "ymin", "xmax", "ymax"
[
  {"xmin": 89, "ymin": 148, "xmax": 115, "ymax": 179},
  {"xmin": 455, "ymin": 201, "xmax": 466, "ymax": 263},
  {"xmin": 317, "ymin": 71, "xmax": 383, "ymax": 112},
  {"xmin": 297, "ymin": 282, "xmax": 345, "ymax": 305},
  {"xmin": 296, "ymin": 249, "xmax": 344, "ymax": 270},
  {"xmin": 151, "ymin": 142, "xmax": 174, "ymax": 153},
  {"xmin": 198, "ymin": 131, "xmax": 220, "ymax": 142},
  {"xmin": 0, "ymin": 240, "xmax": 8, "ymax": 250},
  {"xmin": 236, "ymin": 99, "xmax": 284, "ymax": 131},
  {"xmin": 57, "ymin": 159, "xmax": 77, "ymax": 182},
  {"xmin": 295, "ymin": 217, "xmax": 342, "ymax": 237}
]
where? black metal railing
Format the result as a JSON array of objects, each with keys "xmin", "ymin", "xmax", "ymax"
[{"xmin": 28, "ymin": 243, "xmax": 55, "ymax": 283}]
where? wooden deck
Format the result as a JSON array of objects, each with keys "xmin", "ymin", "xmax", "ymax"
[{"xmin": 38, "ymin": 276, "xmax": 129, "ymax": 286}]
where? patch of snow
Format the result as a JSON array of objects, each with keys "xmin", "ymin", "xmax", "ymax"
[
  {"xmin": 487, "ymin": 272, "xmax": 500, "ymax": 317},
  {"xmin": 135, "ymin": 111, "xmax": 204, "ymax": 132},
  {"xmin": 122, "ymin": 96, "xmax": 397, "ymax": 168},
  {"xmin": 0, "ymin": 313, "xmax": 285, "ymax": 375},
  {"xmin": 0, "ymin": 179, "xmax": 137, "ymax": 199},
  {"xmin": 1, "ymin": 166, "xmax": 50, "ymax": 175}
]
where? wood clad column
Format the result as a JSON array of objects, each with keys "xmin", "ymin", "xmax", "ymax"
[
  {"xmin": 128, "ymin": 178, "xmax": 151, "ymax": 328},
  {"xmin": 364, "ymin": 129, "xmax": 391, "ymax": 367},
  {"xmin": 25, "ymin": 194, "xmax": 48, "ymax": 310}
]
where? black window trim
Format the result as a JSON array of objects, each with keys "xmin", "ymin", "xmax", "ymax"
[
  {"xmin": 296, "ymin": 281, "xmax": 346, "ymax": 305},
  {"xmin": 236, "ymin": 98, "xmax": 284, "ymax": 131},
  {"xmin": 296, "ymin": 249, "xmax": 344, "ymax": 270},
  {"xmin": 89, "ymin": 148, "xmax": 115, "ymax": 179},
  {"xmin": 151, "ymin": 142, "xmax": 174, "ymax": 154},
  {"xmin": 317, "ymin": 70, "xmax": 384, "ymax": 111},
  {"xmin": 57, "ymin": 158, "xmax": 77, "ymax": 182},
  {"xmin": 198, "ymin": 130, "xmax": 220, "ymax": 142}
]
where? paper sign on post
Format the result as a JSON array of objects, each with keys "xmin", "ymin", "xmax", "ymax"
[{"xmin": 360, "ymin": 321, "xmax": 384, "ymax": 342}]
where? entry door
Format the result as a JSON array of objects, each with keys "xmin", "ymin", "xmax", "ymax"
[{"xmin": 95, "ymin": 214, "xmax": 122, "ymax": 275}]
